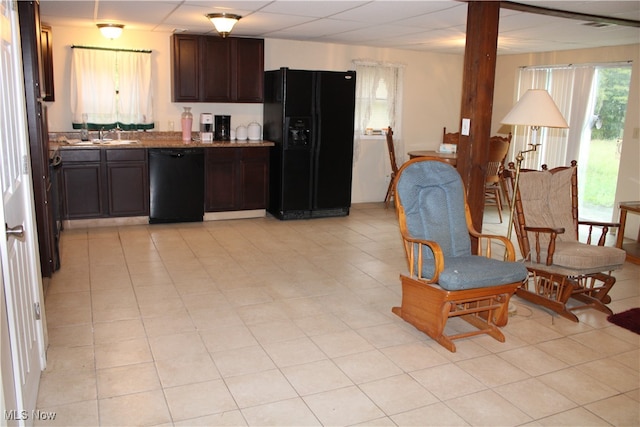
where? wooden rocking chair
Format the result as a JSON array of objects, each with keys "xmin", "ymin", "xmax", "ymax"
[
  {"xmin": 392, "ymin": 158, "xmax": 527, "ymax": 352},
  {"xmin": 509, "ymin": 161, "xmax": 626, "ymax": 321}
]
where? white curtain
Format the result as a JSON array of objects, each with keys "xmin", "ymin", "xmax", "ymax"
[
  {"xmin": 70, "ymin": 48, "xmax": 117, "ymax": 125},
  {"xmin": 354, "ymin": 62, "xmax": 377, "ymax": 137},
  {"xmin": 353, "ymin": 60, "xmax": 404, "ymax": 162},
  {"xmin": 70, "ymin": 47, "xmax": 153, "ymax": 129},
  {"xmin": 117, "ymin": 50, "xmax": 153, "ymax": 127},
  {"xmin": 567, "ymin": 67, "xmax": 597, "ymax": 170},
  {"xmin": 543, "ymin": 67, "xmax": 573, "ymax": 168}
]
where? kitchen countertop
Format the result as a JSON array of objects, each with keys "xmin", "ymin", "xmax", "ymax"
[{"xmin": 50, "ymin": 131, "xmax": 275, "ymax": 150}]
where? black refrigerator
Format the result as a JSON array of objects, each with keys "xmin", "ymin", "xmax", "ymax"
[{"xmin": 263, "ymin": 67, "xmax": 356, "ymax": 220}]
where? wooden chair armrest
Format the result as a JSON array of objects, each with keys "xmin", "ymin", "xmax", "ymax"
[
  {"xmin": 401, "ymin": 235, "xmax": 445, "ymax": 284},
  {"xmin": 468, "ymin": 230, "xmax": 518, "ymax": 261},
  {"xmin": 523, "ymin": 226, "xmax": 565, "ymax": 265},
  {"xmin": 579, "ymin": 220, "xmax": 620, "ymax": 228},
  {"xmin": 523, "ymin": 226, "xmax": 565, "ymax": 234},
  {"xmin": 578, "ymin": 220, "xmax": 620, "ymax": 246}
]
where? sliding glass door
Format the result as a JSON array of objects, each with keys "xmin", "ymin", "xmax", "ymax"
[
  {"xmin": 580, "ymin": 66, "xmax": 631, "ymax": 222},
  {"xmin": 511, "ymin": 63, "xmax": 631, "ymax": 222}
]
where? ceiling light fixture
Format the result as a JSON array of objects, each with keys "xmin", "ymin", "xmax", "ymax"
[
  {"xmin": 206, "ymin": 13, "xmax": 241, "ymax": 38},
  {"xmin": 97, "ymin": 23, "xmax": 124, "ymax": 39}
]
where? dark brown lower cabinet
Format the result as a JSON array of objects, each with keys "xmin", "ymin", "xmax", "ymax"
[
  {"xmin": 106, "ymin": 149, "xmax": 149, "ymax": 217},
  {"xmin": 241, "ymin": 147, "xmax": 270, "ymax": 209},
  {"xmin": 61, "ymin": 149, "xmax": 103, "ymax": 219},
  {"xmin": 61, "ymin": 148, "xmax": 148, "ymax": 219},
  {"xmin": 61, "ymin": 146, "xmax": 267, "ymax": 219},
  {"xmin": 205, "ymin": 147, "xmax": 269, "ymax": 212},
  {"xmin": 205, "ymin": 148, "xmax": 237, "ymax": 211}
]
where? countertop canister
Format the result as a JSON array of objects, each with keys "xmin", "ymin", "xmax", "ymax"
[
  {"xmin": 181, "ymin": 107, "xmax": 193, "ymax": 142},
  {"xmin": 236, "ymin": 125, "xmax": 247, "ymax": 141},
  {"xmin": 248, "ymin": 122, "xmax": 261, "ymax": 141}
]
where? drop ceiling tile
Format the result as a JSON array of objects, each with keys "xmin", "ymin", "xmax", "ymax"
[
  {"xmin": 97, "ymin": 1, "xmax": 176, "ymax": 21},
  {"xmin": 232, "ymin": 11, "xmax": 319, "ymax": 36},
  {"xmin": 397, "ymin": 3, "xmax": 469, "ymax": 29},
  {"xmin": 181, "ymin": 0, "xmax": 272, "ymax": 12},
  {"xmin": 330, "ymin": 1, "xmax": 458, "ymax": 24},
  {"xmin": 499, "ymin": 10, "xmax": 571, "ymax": 32},
  {"xmin": 259, "ymin": 1, "xmax": 369, "ymax": 18},
  {"xmin": 394, "ymin": 28, "xmax": 468, "ymax": 50},
  {"xmin": 265, "ymin": 18, "xmax": 371, "ymax": 39},
  {"xmin": 163, "ymin": 3, "xmax": 223, "ymax": 28},
  {"xmin": 339, "ymin": 23, "xmax": 436, "ymax": 42},
  {"xmin": 38, "ymin": 0, "xmax": 94, "ymax": 23}
]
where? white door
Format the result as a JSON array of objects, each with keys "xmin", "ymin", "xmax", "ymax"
[{"xmin": 0, "ymin": 0, "xmax": 47, "ymax": 423}]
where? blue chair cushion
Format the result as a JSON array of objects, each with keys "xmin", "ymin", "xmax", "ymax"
[
  {"xmin": 397, "ymin": 161, "xmax": 471, "ymax": 258},
  {"xmin": 421, "ymin": 256, "xmax": 528, "ymax": 291}
]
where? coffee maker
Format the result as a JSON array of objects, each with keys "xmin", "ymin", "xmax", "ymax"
[
  {"xmin": 200, "ymin": 113, "xmax": 213, "ymax": 143},
  {"xmin": 215, "ymin": 115, "xmax": 231, "ymax": 141}
]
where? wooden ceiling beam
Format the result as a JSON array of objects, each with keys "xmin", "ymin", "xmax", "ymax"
[{"xmin": 500, "ymin": 1, "xmax": 640, "ymax": 28}]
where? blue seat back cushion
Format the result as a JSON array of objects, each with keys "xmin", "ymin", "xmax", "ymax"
[{"xmin": 397, "ymin": 161, "xmax": 527, "ymax": 290}]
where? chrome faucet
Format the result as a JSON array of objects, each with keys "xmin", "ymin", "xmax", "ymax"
[
  {"xmin": 99, "ymin": 125, "xmax": 123, "ymax": 141},
  {"xmin": 113, "ymin": 124, "xmax": 122, "ymax": 140}
]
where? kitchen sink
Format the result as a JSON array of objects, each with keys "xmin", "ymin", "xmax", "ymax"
[
  {"xmin": 91, "ymin": 139, "xmax": 140, "ymax": 145},
  {"xmin": 109, "ymin": 140, "xmax": 140, "ymax": 145}
]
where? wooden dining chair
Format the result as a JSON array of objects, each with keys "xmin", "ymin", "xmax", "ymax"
[
  {"xmin": 484, "ymin": 133, "xmax": 511, "ymax": 222},
  {"xmin": 384, "ymin": 127, "xmax": 399, "ymax": 208},
  {"xmin": 442, "ymin": 127, "xmax": 460, "ymax": 145},
  {"xmin": 492, "ymin": 132, "xmax": 512, "ymax": 205}
]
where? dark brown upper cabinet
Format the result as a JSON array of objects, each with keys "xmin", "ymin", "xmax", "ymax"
[
  {"xmin": 40, "ymin": 24, "xmax": 55, "ymax": 101},
  {"xmin": 171, "ymin": 34, "xmax": 264, "ymax": 103}
]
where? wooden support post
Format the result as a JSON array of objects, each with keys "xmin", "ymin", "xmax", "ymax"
[{"xmin": 457, "ymin": 1, "xmax": 500, "ymax": 238}]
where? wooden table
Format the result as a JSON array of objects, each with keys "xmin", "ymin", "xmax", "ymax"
[
  {"xmin": 407, "ymin": 150, "xmax": 457, "ymax": 166},
  {"xmin": 615, "ymin": 201, "xmax": 640, "ymax": 264}
]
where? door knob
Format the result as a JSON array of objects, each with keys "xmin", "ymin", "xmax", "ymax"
[{"xmin": 5, "ymin": 224, "xmax": 25, "ymax": 241}]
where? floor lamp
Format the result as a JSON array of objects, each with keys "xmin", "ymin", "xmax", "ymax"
[{"xmin": 501, "ymin": 89, "xmax": 569, "ymax": 242}]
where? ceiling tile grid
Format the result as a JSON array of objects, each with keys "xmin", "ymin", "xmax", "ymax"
[{"xmin": 39, "ymin": 0, "xmax": 640, "ymax": 54}]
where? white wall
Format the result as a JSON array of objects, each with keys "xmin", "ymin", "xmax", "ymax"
[
  {"xmin": 493, "ymin": 44, "xmax": 640, "ymax": 238},
  {"xmin": 43, "ymin": 26, "xmax": 464, "ymax": 203}
]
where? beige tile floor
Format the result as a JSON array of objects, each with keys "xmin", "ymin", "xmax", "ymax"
[{"xmin": 36, "ymin": 203, "xmax": 639, "ymax": 426}]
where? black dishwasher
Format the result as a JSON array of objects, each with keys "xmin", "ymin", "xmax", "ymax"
[{"xmin": 149, "ymin": 148, "xmax": 205, "ymax": 223}]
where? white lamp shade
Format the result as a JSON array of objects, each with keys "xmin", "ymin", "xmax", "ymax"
[
  {"xmin": 98, "ymin": 24, "xmax": 124, "ymax": 39},
  {"xmin": 501, "ymin": 89, "xmax": 569, "ymax": 128},
  {"xmin": 207, "ymin": 13, "xmax": 241, "ymax": 37}
]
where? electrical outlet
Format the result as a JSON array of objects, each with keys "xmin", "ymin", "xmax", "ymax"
[{"xmin": 461, "ymin": 118, "xmax": 470, "ymax": 136}]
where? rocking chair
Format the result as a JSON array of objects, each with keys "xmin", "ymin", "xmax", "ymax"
[
  {"xmin": 509, "ymin": 161, "xmax": 626, "ymax": 321},
  {"xmin": 392, "ymin": 158, "xmax": 527, "ymax": 352}
]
